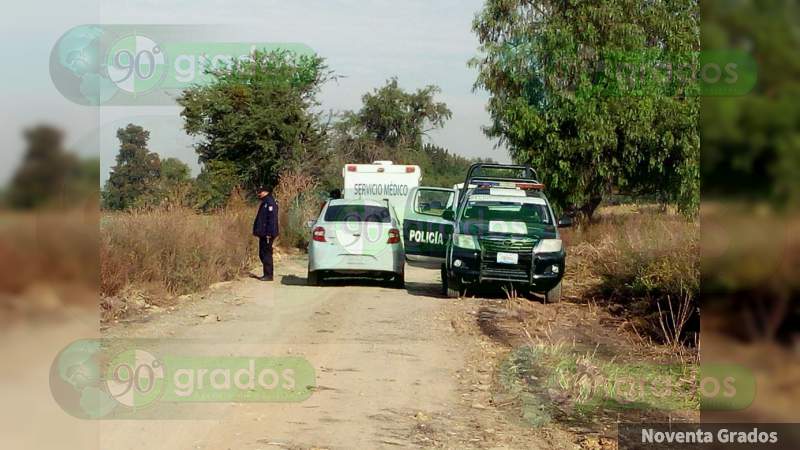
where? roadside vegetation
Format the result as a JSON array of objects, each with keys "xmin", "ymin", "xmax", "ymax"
[
  {"xmin": 564, "ymin": 206, "xmax": 699, "ymax": 348},
  {"xmin": 99, "ymin": 202, "xmax": 254, "ymax": 321}
]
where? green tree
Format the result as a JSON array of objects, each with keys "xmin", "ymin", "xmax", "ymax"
[
  {"xmin": 178, "ymin": 49, "xmax": 332, "ymax": 190},
  {"xmin": 472, "ymin": 0, "xmax": 700, "ymax": 218},
  {"xmin": 7, "ymin": 125, "xmax": 81, "ymax": 209},
  {"xmin": 338, "ymin": 78, "xmax": 452, "ymax": 149},
  {"xmin": 136, "ymin": 157, "xmax": 193, "ymax": 208},
  {"xmin": 191, "ymin": 160, "xmax": 240, "ymax": 211},
  {"xmin": 160, "ymin": 157, "xmax": 190, "ymax": 185},
  {"xmin": 103, "ymin": 124, "xmax": 161, "ymax": 210},
  {"xmin": 702, "ymin": 0, "xmax": 800, "ymax": 206},
  {"xmin": 323, "ymin": 79, "xmax": 463, "ymax": 190}
]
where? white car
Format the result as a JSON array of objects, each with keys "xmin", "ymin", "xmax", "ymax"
[{"xmin": 307, "ymin": 199, "xmax": 405, "ymax": 287}]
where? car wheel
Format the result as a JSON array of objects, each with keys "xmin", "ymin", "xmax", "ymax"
[
  {"xmin": 545, "ymin": 281, "xmax": 562, "ymax": 303},
  {"xmin": 307, "ymin": 261, "xmax": 320, "ymax": 286},
  {"xmin": 393, "ymin": 272, "xmax": 405, "ymax": 289}
]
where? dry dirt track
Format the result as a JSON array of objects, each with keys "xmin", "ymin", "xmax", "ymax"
[{"xmin": 99, "ymin": 255, "xmax": 549, "ymax": 450}]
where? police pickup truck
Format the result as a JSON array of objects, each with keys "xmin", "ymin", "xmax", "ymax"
[{"xmin": 402, "ymin": 163, "xmax": 572, "ymax": 301}]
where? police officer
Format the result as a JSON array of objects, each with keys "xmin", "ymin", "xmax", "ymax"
[{"xmin": 252, "ymin": 184, "xmax": 279, "ymax": 281}]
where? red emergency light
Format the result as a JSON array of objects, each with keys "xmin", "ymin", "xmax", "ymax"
[{"xmin": 516, "ymin": 182, "xmax": 545, "ymax": 190}]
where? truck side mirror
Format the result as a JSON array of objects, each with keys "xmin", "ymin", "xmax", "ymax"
[
  {"xmin": 557, "ymin": 216, "xmax": 573, "ymax": 228},
  {"xmin": 442, "ymin": 210, "xmax": 455, "ymax": 221}
]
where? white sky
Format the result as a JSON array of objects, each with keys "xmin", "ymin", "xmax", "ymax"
[{"xmin": 0, "ymin": 0, "xmax": 509, "ymax": 184}]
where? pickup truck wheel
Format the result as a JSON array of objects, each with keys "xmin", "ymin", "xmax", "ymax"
[
  {"xmin": 444, "ymin": 273, "xmax": 461, "ymax": 298},
  {"xmin": 545, "ymin": 281, "xmax": 562, "ymax": 303},
  {"xmin": 440, "ymin": 265, "xmax": 448, "ymax": 296}
]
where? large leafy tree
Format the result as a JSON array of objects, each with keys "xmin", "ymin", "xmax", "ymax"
[
  {"xmin": 338, "ymin": 78, "xmax": 452, "ymax": 149},
  {"xmin": 103, "ymin": 124, "xmax": 161, "ymax": 210},
  {"xmin": 190, "ymin": 160, "xmax": 240, "ymax": 211},
  {"xmin": 472, "ymin": 0, "xmax": 700, "ymax": 217},
  {"xmin": 6, "ymin": 125, "xmax": 98, "ymax": 209},
  {"xmin": 323, "ymin": 79, "xmax": 462, "ymax": 189},
  {"xmin": 702, "ymin": 0, "xmax": 800, "ymax": 205},
  {"xmin": 178, "ymin": 50, "xmax": 332, "ymax": 189},
  {"xmin": 7, "ymin": 125, "xmax": 81, "ymax": 209}
]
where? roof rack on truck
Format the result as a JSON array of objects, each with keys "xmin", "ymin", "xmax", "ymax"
[{"xmin": 458, "ymin": 163, "xmax": 541, "ymax": 206}]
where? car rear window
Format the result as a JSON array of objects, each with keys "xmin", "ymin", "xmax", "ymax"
[{"xmin": 324, "ymin": 205, "xmax": 391, "ymax": 223}]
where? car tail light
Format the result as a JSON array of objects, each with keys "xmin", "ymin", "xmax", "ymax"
[
  {"xmin": 312, "ymin": 226, "xmax": 326, "ymax": 242},
  {"xmin": 347, "ymin": 165, "xmax": 357, "ymax": 172},
  {"xmin": 387, "ymin": 228, "xmax": 401, "ymax": 244},
  {"xmin": 405, "ymin": 166, "xmax": 416, "ymax": 173}
]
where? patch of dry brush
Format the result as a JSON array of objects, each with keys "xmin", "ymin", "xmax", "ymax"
[
  {"xmin": 563, "ymin": 205, "xmax": 699, "ymax": 347},
  {"xmin": 0, "ymin": 208, "xmax": 99, "ymax": 317},
  {"xmin": 100, "ymin": 205, "xmax": 255, "ymax": 319}
]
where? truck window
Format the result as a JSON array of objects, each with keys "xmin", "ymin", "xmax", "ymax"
[
  {"xmin": 324, "ymin": 205, "xmax": 391, "ymax": 223},
  {"xmin": 414, "ymin": 190, "xmax": 453, "ymax": 217},
  {"xmin": 462, "ymin": 201, "xmax": 551, "ymax": 225}
]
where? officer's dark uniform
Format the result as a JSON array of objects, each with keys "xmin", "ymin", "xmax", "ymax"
[{"xmin": 252, "ymin": 192, "xmax": 279, "ymax": 280}]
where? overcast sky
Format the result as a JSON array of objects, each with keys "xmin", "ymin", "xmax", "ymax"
[{"xmin": 0, "ymin": 0, "xmax": 509, "ymax": 184}]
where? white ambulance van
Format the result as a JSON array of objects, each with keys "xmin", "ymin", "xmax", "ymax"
[{"xmin": 342, "ymin": 161, "xmax": 422, "ymax": 225}]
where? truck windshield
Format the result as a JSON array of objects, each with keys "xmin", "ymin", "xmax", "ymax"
[
  {"xmin": 460, "ymin": 200, "xmax": 552, "ymax": 232},
  {"xmin": 324, "ymin": 204, "xmax": 391, "ymax": 223}
]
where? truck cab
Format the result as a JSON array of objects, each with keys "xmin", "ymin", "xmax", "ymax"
[{"xmin": 403, "ymin": 163, "xmax": 570, "ymax": 301}]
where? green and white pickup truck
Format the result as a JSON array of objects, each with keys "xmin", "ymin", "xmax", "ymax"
[{"xmin": 402, "ymin": 163, "xmax": 572, "ymax": 301}]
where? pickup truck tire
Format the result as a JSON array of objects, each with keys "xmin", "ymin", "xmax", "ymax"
[
  {"xmin": 440, "ymin": 265, "xmax": 449, "ymax": 296},
  {"xmin": 545, "ymin": 281, "xmax": 562, "ymax": 303},
  {"xmin": 446, "ymin": 283, "xmax": 461, "ymax": 299},
  {"xmin": 441, "ymin": 267, "xmax": 460, "ymax": 298}
]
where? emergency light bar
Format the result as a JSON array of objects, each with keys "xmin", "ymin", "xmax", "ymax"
[
  {"xmin": 346, "ymin": 164, "xmax": 416, "ymax": 173},
  {"xmin": 475, "ymin": 180, "xmax": 545, "ymax": 190}
]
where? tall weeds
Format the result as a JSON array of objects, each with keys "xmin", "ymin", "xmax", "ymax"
[
  {"xmin": 273, "ymin": 169, "xmax": 322, "ymax": 249},
  {"xmin": 565, "ymin": 206, "xmax": 700, "ymax": 346},
  {"xmin": 100, "ymin": 205, "xmax": 255, "ymax": 298}
]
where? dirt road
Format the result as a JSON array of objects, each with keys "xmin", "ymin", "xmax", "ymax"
[{"xmin": 99, "ymin": 256, "xmax": 567, "ymax": 449}]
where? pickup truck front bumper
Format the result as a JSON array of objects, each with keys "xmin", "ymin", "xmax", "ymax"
[{"xmin": 448, "ymin": 247, "xmax": 565, "ymax": 293}]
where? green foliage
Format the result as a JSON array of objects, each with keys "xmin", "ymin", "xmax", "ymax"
[
  {"xmin": 472, "ymin": 0, "xmax": 700, "ymax": 218},
  {"xmin": 702, "ymin": 1, "xmax": 800, "ymax": 207},
  {"xmin": 190, "ymin": 160, "xmax": 241, "ymax": 212},
  {"xmin": 72, "ymin": 157, "xmax": 101, "ymax": 200},
  {"xmin": 7, "ymin": 125, "xmax": 98, "ymax": 209},
  {"xmin": 160, "ymin": 158, "xmax": 190, "ymax": 184},
  {"xmin": 320, "ymin": 78, "xmax": 485, "ymax": 191},
  {"xmin": 102, "ymin": 124, "xmax": 161, "ymax": 210},
  {"xmin": 337, "ymin": 78, "xmax": 452, "ymax": 148},
  {"xmin": 133, "ymin": 157, "xmax": 194, "ymax": 209},
  {"xmin": 178, "ymin": 49, "xmax": 332, "ymax": 189},
  {"xmin": 419, "ymin": 144, "xmax": 494, "ymax": 188}
]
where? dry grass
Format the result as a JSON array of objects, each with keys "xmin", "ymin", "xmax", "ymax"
[
  {"xmin": 0, "ymin": 209, "xmax": 98, "ymax": 293},
  {"xmin": 273, "ymin": 169, "xmax": 323, "ymax": 249},
  {"xmin": 99, "ymin": 171, "xmax": 326, "ymax": 322},
  {"xmin": 563, "ymin": 205, "xmax": 699, "ymax": 346},
  {"xmin": 702, "ymin": 203, "xmax": 800, "ymax": 343},
  {"xmin": 0, "ymin": 207, "xmax": 99, "ymax": 318},
  {"xmin": 100, "ymin": 204, "xmax": 255, "ymax": 320}
]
